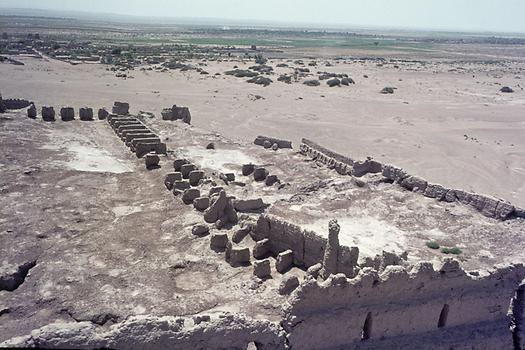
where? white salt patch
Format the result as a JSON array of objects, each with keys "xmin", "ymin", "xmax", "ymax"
[
  {"xmin": 302, "ymin": 216, "xmax": 407, "ymax": 258},
  {"xmin": 181, "ymin": 147, "xmax": 258, "ymax": 173},
  {"xmin": 66, "ymin": 144, "xmax": 131, "ymax": 174},
  {"xmin": 112, "ymin": 205, "xmax": 142, "ymax": 217}
]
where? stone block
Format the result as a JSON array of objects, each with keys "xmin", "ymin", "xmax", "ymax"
[
  {"xmin": 192, "ymin": 224, "xmax": 209, "ymax": 237},
  {"xmin": 210, "ymin": 233, "xmax": 229, "ymax": 251},
  {"xmin": 145, "ymin": 154, "xmax": 160, "ymax": 169},
  {"xmin": 276, "ymin": 250, "xmax": 294, "ymax": 273},
  {"xmin": 253, "ymin": 259, "xmax": 271, "ymax": 279},
  {"xmin": 182, "ymin": 188, "xmax": 200, "ymax": 205},
  {"xmin": 193, "ymin": 197, "xmax": 210, "ymax": 211},
  {"xmin": 253, "ymin": 238, "xmax": 270, "ymax": 259},
  {"xmin": 189, "ymin": 170, "xmax": 205, "ymax": 186},
  {"xmin": 253, "ymin": 167, "xmax": 268, "ymax": 181},
  {"xmin": 181, "ymin": 164, "xmax": 196, "ymax": 179}
]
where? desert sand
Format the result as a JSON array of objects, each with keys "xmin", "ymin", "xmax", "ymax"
[{"xmin": 1, "ymin": 54, "xmax": 524, "ymax": 207}]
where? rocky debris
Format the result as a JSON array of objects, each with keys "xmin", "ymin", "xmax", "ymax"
[
  {"xmin": 112, "ymin": 101, "xmax": 129, "ymax": 115},
  {"xmin": 227, "ymin": 246, "xmax": 251, "ymax": 266},
  {"xmin": 278, "ymin": 275, "xmax": 299, "ymax": 295},
  {"xmin": 0, "ymin": 260, "xmax": 36, "ymax": 291},
  {"xmin": 253, "ymin": 239, "xmax": 270, "ymax": 259},
  {"xmin": 192, "ymin": 224, "xmax": 209, "ymax": 237},
  {"xmin": 306, "ymin": 263, "xmax": 322, "ymax": 279},
  {"xmin": 303, "ymin": 79, "xmax": 321, "ymax": 87},
  {"xmin": 247, "ymin": 76, "xmax": 272, "ymax": 87},
  {"xmin": 255, "ymin": 136, "xmax": 293, "ymax": 149},
  {"xmin": 182, "ymin": 188, "xmax": 200, "ymax": 205},
  {"xmin": 164, "ymin": 173, "xmax": 183, "ymax": 190},
  {"xmin": 249, "ymin": 64, "xmax": 273, "ymax": 73},
  {"xmin": 352, "ymin": 158, "xmax": 382, "ymax": 177},
  {"xmin": 189, "ymin": 170, "xmax": 205, "ymax": 186},
  {"xmin": 320, "ymin": 219, "xmax": 340, "ymax": 279},
  {"xmin": 277, "ymin": 75, "xmax": 292, "ymax": 84},
  {"xmin": 98, "ymin": 108, "xmax": 109, "ymax": 120},
  {"xmin": 327, "ymin": 78, "xmax": 341, "ymax": 87},
  {"xmin": 60, "ymin": 107, "xmax": 75, "ymax": 121},
  {"xmin": 193, "ymin": 197, "xmax": 210, "ymax": 211},
  {"xmin": 181, "ymin": 164, "xmax": 197, "ymax": 179},
  {"xmin": 233, "ymin": 198, "xmax": 265, "ymax": 212},
  {"xmin": 206, "ymin": 142, "xmax": 215, "ymax": 150},
  {"xmin": 500, "ymin": 86, "xmax": 514, "ymax": 93},
  {"xmin": 380, "ymin": 86, "xmax": 396, "ymax": 94},
  {"xmin": 210, "ymin": 233, "xmax": 229, "ymax": 251},
  {"xmin": 253, "ymin": 259, "xmax": 271, "ymax": 279},
  {"xmin": 173, "ymin": 159, "xmax": 189, "ymax": 172},
  {"xmin": 2, "ymin": 98, "xmax": 31, "ymax": 110},
  {"xmin": 203, "ymin": 190, "xmax": 238, "ymax": 226},
  {"xmin": 242, "ymin": 164, "xmax": 256, "ymax": 176},
  {"xmin": 271, "ymin": 143, "xmax": 279, "ymax": 151},
  {"xmin": 135, "ymin": 142, "xmax": 167, "ymax": 158},
  {"xmin": 232, "ymin": 226, "xmax": 251, "ymax": 244},
  {"xmin": 400, "ymin": 176, "xmax": 428, "ymax": 193},
  {"xmin": 253, "ymin": 167, "xmax": 268, "ymax": 182},
  {"xmin": 423, "ymin": 183, "xmax": 448, "ymax": 200},
  {"xmin": 319, "ymin": 72, "xmax": 347, "ymax": 80},
  {"xmin": 276, "ymin": 250, "xmax": 294, "ymax": 274},
  {"xmin": 225, "ymin": 69, "xmax": 258, "ymax": 78},
  {"xmin": 192, "ymin": 314, "xmax": 211, "ymax": 325},
  {"xmin": 0, "ymin": 314, "xmax": 286, "ymax": 349},
  {"xmin": 79, "ymin": 107, "xmax": 94, "ymax": 121},
  {"xmin": 145, "ymin": 153, "xmax": 160, "ymax": 169},
  {"xmin": 219, "ymin": 173, "xmax": 235, "ymax": 184},
  {"xmin": 265, "ymin": 175, "xmax": 279, "ymax": 186},
  {"xmin": 162, "ymin": 105, "xmax": 191, "ymax": 124},
  {"xmin": 161, "ymin": 108, "xmax": 173, "ymax": 120},
  {"xmin": 27, "ymin": 103, "xmax": 37, "ymax": 118},
  {"xmin": 138, "ymin": 111, "xmax": 155, "ymax": 119},
  {"xmin": 41, "ymin": 106, "xmax": 55, "ymax": 122},
  {"xmin": 173, "ymin": 180, "xmax": 191, "ymax": 192},
  {"xmin": 341, "ymin": 77, "xmax": 355, "ymax": 85},
  {"xmin": 207, "ymin": 186, "xmax": 222, "ymax": 196}
]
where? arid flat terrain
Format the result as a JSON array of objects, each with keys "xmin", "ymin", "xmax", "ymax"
[{"xmin": 1, "ymin": 49, "xmax": 524, "ymax": 207}]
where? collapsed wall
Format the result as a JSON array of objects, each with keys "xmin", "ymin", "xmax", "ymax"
[
  {"xmin": 300, "ymin": 138, "xmax": 525, "ymax": 220},
  {"xmin": 0, "ymin": 313, "xmax": 286, "ymax": 350},
  {"xmin": 254, "ymin": 214, "xmax": 359, "ymax": 277},
  {"xmin": 161, "ymin": 105, "xmax": 191, "ymax": 124},
  {"xmin": 2, "ymin": 98, "xmax": 32, "ymax": 110},
  {"xmin": 283, "ymin": 260, "xmax": 525, "ymax": 350}
]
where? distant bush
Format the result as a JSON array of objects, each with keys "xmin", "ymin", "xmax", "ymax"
[
  {"xmin": 441, "ymin": 247, "xmax": 462, "ymax": 255},
  {"xmin": 426, "ymin": 241, "xmax": 440, "ymax": 250}
]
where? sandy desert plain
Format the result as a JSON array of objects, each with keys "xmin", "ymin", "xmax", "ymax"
[{"xmin": 1, "ymin": 14, "xmax": 525, "ymax": 349}]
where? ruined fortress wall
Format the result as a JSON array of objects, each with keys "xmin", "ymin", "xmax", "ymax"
[
  {"xmin": 255, "ymin": 215, "xmax": 359, "ymax": 276},
  {"xmin": 283, "ymin": 262, "xmax": 525, "ymax": 350},
  {"xmin": 1, "ymin": 314, "xmax": 286, "ymax": 350},
  {"xmin": 4, "ymin": 98, "xmax": 31, "ymax": 110},
  {"xmin": 301, "ymin": 138, "xmax": 354, "ymax": 166},
  {"xmin": 300, "ymin": 138, "xmax": 525, "ymax": 220}
]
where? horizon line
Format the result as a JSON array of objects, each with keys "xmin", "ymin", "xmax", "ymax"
[{"xmin": 1, "ymin": 6, "xmax": 525, "ymax": 36}]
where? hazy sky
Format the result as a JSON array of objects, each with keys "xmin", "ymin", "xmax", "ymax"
[{"xmin": 1, "ymin": 0, "xmax": 524, "ymax": 33}]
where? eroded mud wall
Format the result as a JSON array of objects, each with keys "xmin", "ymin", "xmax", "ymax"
[{"xmin": 283, "ymin": 261, "xmax": 525, "ymax": 350}]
